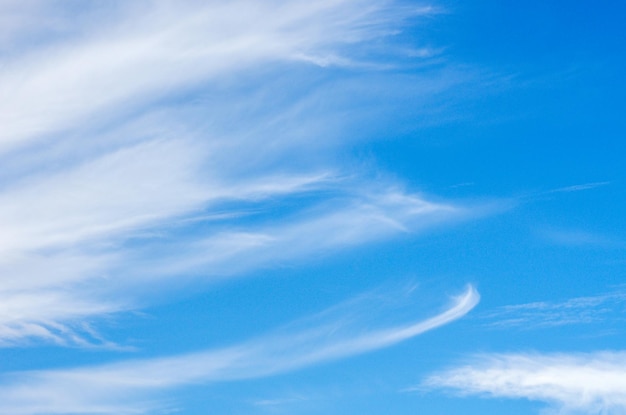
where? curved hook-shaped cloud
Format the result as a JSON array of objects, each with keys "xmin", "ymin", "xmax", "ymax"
[{"xmin": 0, "ymin": 285, "xmax": 478, "ymax": 415}]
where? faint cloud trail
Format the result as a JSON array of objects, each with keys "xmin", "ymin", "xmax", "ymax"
[
  {"xmin": 0, "ymin": 285, "xmax": 478, "ymax": 415},
  {"xmin": 479, "ymin": 288, "xmax": 626, "ymax": 329}
]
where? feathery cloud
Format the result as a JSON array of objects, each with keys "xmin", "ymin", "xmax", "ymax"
[
  {"xmin": 424, "ymin": 351, "xmax": 626, "ymax": 415},
  {"xmin": 0, "ymin": 285, "xmax": 479, "ymax": 414},
  {"xmin": 480, "ymin": 288, "xmax": 626, "ymax": 329},
  {"xmin": 0, "ymin": 0, "xmax": 428, "ymax": 152},
  {"xmin": 0, "ymin": 0, "xmax": 449, "ymax": 347}
]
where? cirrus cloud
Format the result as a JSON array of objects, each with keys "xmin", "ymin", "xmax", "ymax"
[{"xmin": 424, "ymin": 351, "xmax": 626, "ymax": 415}]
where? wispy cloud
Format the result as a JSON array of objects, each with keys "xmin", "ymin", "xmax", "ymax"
[
  {"xmin": 545, "ymin": 181, "xmax": 611, "ymax": 194},
  {"xmin": 423, "ymin": 351, "xmax": 626, "ymax": 415},
  {"xmin": 0, "ymin": 289, "xmax": 120, "ymax": 348},
  {"xmin": 537, "ymin": 227, "xmax": 620, "ymax": 247},
  {"xmin": 0, "ymin": 183, "xmax": 470, "ymax": 346},
  {"xmin": 0, "ymin": 0, "xmax": 436, "ymax": 152},
  {"xmin": 0, "ymin": 135, "xmax": 334, "ymax": 256},
  {"xmin": 480, "ymin": 288, "xmax": 626, "ymax": 329},
  {"xmin": 253, "ymin": 395, "xmax": 310, "ymax": 408},
  {"xmin": 138, "ymin": 189, "xmax": 464, "ymax": 279},
  {"xmin": 520, "ymin": 181, "xmax": 611, "ymax": 205},
  {"xmin": 0, "ymin": 285, "xmax": 479, "ymax": 414},
  {"xmin": 0, "ymin": 0, "xmax": 494, "ymax": 352}
]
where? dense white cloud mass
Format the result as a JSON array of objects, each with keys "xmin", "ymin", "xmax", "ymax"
[
  {"xmin": 424, "ymin": 351, "xmax": 626, "ymax": 415},
  {"xmin": 0, "ymin": 285, "xmax": 478, "ymax": 414}
]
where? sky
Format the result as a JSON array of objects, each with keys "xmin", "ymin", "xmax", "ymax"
[{"xmin": 0, "ymin": 0, "xmax": 625, "ymax": 414}]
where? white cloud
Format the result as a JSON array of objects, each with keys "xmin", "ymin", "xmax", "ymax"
[
  {"xmin": 145, "ymin": 189, "xmax": 461, "ymax": 278},
  {"xmin": 480, "ymin": 288, "xmax": 626, "ymax": 329},
  {"xmin": 0, "ymin": 0, "xmax": 428, "ymax": 153},
  {"xmin": 0, "ymin": 285, "xmax": 479, "ymax": 415},
  {"xmin": 0, "ymin": 0, "xmax": 484, "ymax": 348},
  {"xmin": 253, "ymin": 396, "xmax": 309, "ymax": 407},
  {"xmin": 0, "ymin": 3, "xmax": 493, "ymax": 414},
  {"xmin": 423, "ymin": 351, "xmax": 626, "ymax": 415},
  {"xmin": 0, "ymin": 136, "xmax": 332, "ymax": 256},
  {"xmin": 0, "ymin": 139, "xmax": 206, "ymax": 254},
  {"xmin": 0, "ymin": 290, "xmax": 121, "ymax": 348},
  {"xmin": 0, "ymin": 184, "xmax": 468, "ymax": 346},
  {"xmin": 546, "ymin": 182, "xmax": 611, "ymax": 194}
]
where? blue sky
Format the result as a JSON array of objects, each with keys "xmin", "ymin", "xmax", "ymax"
[{"xmin": 0, "ymin": 1, "xmax": 625, "ymax": 414}]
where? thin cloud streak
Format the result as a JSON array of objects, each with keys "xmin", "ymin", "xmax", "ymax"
[
  {"xmin": 423, "ymin": 351, "xmax": 626, "ymax": 415},
  {"xmin": 547, "ymin": 181, "xmax": 611, "ymax": 194},
  {"xmin": 0, "ymin": 285, "xmax": 479, "ymax": 415},
  {"xmin": 0, "ymin": 186, "xmax": 469, "ymax": 346},
  {"xmin": 0, "ymin": 288, "xmax": 123, "ymax": 348},
  {"xmin": 143, "ymin": 190, "xmax": 463, "ymax": 279},
  {"xmin": 480, "ymin": 288, "xmax": 626, "ymax": 329}
]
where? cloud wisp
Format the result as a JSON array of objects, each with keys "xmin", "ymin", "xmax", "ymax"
[
  {"xmin": 136, "ymin": 189, "xmax": 464, "ymax": 280},
  {"xmin": 545, "ymin": 182, "xmax": 611, "ymax": 194},
  {"xmin": 480, "ymin": 288, "xmax": 626, "ymax": 329},
  {"xmin": 0, "ymin": 0, "xmax": 430, "ymax": 153},
  {"xmin": 0, "ymin": 0, "xmax": 456, "ymax": 347},
  {"xmin": 0, "ymin": 183, "xmax": 468, "ymax": 347},
  {"xmin": 0, "ymin": 285, "xmax": 479, "ymax": 415},
  {"xmin": 423, "ymin": 351, "xmax": 626, "ymax": 415}
]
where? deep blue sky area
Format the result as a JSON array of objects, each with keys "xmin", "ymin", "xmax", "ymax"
[{"xmin": 0, "ymin": 1, "xmax": 624, "ymax": 414}]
